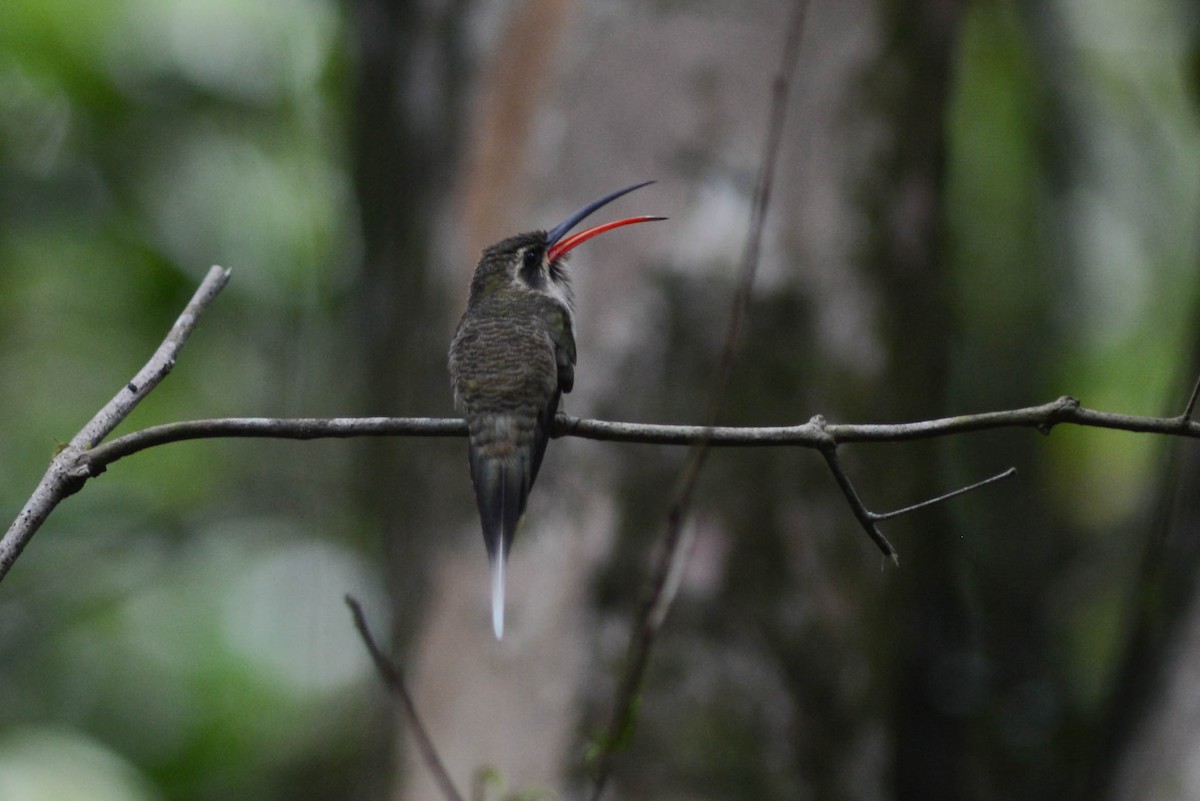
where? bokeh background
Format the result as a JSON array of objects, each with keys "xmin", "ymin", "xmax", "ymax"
[{"xmin": 1, "ymin": 1, "xmax": 1199, "ymax": 800}]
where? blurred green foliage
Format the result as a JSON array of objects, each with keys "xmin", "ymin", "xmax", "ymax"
[
  {"xmin": 1, "ymin": 0, "xmax": 1199, "ymax": 799},
  {"xmin": 0, "ymin": 1, "xmax": 385, "ymax": 799}
]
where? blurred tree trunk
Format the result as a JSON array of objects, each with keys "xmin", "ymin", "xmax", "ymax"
[
  {"xmin": 1010, "ymin": 5, "xmax": 1200, "ymax": 800},
  {"xmin": 339, "ymin": 2, "xmax": 1199, "ymax": 801},
  {"xmin": 1093, "ymin": 27, "xmax": 1200, "ymax": 778},
  {"xmin": 346, "ymin": 0, "xmax": 470, "ymax": 638},
  {"xmin": 863, "ymin": 1, "xmax": 968, "ymax": 799},
  {"xmin": 587, "ymin": 1, "xmax": 973, "ymax": 798},
  {"xmin": 1094, "ymin": 25, "xmax": 1200, "ymax": 801},
  {"xmin": 345, "ymin": 0, "xmax": 472, "ymax": 796},
  {"xmin": 1098, "ymin": 349, "xmax": 1200, "ymax": 801}
]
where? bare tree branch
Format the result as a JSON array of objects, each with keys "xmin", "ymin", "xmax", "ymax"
[
  {"xmin": 345, "ymin": 596, "xmax": 465, "ymax": 801},
  {"xmin": 4, "ymin": 270, "xmax": 1197, "ymax": 593},
  {"xmin": 85, "ymin": 417, "xmax": 466, "ymax": 470},
  {"xmin": 71, "ymin": 394, "xmax": 1200, "ymax": 480},
  {"xmin": 4, "ymin": 260, "xmax": 1195, "ymax": 599},
  {"xmin": 0, "ymin": 266, "xmax": 231, "ymax": 583},
  {"xmin": 8, "ymin": 388, "xmax": 1200, "ymax": 587}
]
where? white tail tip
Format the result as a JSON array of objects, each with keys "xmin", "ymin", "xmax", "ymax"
[{"xmin": 491, "ymin": 556, "xmax": 506, "ymax": 639}]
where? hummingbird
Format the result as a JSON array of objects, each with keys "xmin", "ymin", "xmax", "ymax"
[{"xmin": 449, "ymin": 181, "xmax": 664, "ymax": 638}]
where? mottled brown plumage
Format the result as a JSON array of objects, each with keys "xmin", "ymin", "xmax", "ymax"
[
  {"xmin": 448, "ymin": 183, "xmax": 663, "ymax": 638},
  {"xmin": 449, "ymin": 232, "xmax": 575, "ymax": 639}
]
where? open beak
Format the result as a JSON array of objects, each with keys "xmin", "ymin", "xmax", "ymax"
[{"xmin": 545, "ymin": 181, "xmax": 666, "ymax": 263}]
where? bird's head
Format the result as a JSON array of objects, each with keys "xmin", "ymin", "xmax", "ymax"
[{"xmin": 468, "ymin": 181, "xmax": 664, "ymax": 309}]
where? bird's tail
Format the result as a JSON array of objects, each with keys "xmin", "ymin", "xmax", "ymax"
[
  {"xmin": 469, "ymin": 450, "xmax": 529, "ymax": 639},
  {"xmin": 491, "ymin": 553, "xmax": 506, "ymax": 639}
]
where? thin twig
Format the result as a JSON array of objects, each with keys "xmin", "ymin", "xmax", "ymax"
[
  {"xmin": 345, "ymin": 596, "xmax": 465, "ymax": 801},
  {"xmin": 818, "ymin": 446, "xmax": 1018, "ymax": 559},
  {"xmin": 587, "ymin": 4, "xmax": 811, "ymax": 799},
  {"xmin": 818, "ymin": 446, "xmax": 899, "ymax": 561},
  {"xmin": 1181, "ymin": 371, "xmax": 1200, "ymax": 422},
  {"xmin": 0, "ymin": 266, "xmax": 231, "ymax": 583},
  {"xmin": 871, "ymin": 466, "xmax": 1017, "ymax": 522},
  {"xmin": 74, "ymin": 266, "xmax": 232, "ymax": 449}
]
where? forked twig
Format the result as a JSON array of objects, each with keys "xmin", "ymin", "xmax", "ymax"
[
  {"xmin": 0, "ymin": 266, "xmax": 231, "ymax": 582},
  {"xmin": 818, "ymin": 447, "xmax": 900, "ymax": 561},
  {"xmin": 819, "ymin": 442, "xmax": 1017, "ymax": 562},
  {"xmin": 345, "ymin": 595, "xmax": 465, "ymax": 801}
]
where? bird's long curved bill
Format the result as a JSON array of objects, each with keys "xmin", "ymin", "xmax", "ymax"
[
  {"xmin": 545, "ymin": 181, "xmax": 665, "ymax": 262},
  {"xmin": 548, "ymin": 216, "xmax": 666, "ymax": 263}
]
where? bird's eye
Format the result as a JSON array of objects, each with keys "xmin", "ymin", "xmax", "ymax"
[{"xmin": 522, "ymin": 248, "xmax": 541, "ymax": 271}]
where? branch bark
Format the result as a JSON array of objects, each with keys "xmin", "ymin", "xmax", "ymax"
[
  {"xmin": 70, "ymin": 394, "xmax": 1200, "ymax": 474},
  {"xmin": 8, "ymin": 392, "xmax": 1200, "ymax": 585},
  {"xmin": 3, "ymin": 249, "xmax": 1198, "ymax": 720},
  {"xmin": 345, "ymin": 596, "xmax": 465, "ymax": 801},
  {"xmin": 0, "ymin": 266, "xmax": 231, "ymax": 583}
]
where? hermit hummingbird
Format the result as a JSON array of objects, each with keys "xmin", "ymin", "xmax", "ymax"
[{"xmin": 449, "ymin": 181, "xmax": 664, "ymax": 638}]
